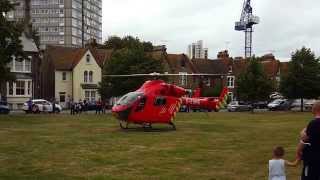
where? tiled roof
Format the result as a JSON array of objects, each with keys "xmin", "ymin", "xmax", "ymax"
[
  {"xmin": 20, "ymin": 33, "xmax": 38, "ymax": 52},
  {"xmin": 192, "ymin": 59, "xmax": 228, "ymax": 74},
  {"xmin": 166, "ymin": 54, "xmax": 198, "ymax": 73}
]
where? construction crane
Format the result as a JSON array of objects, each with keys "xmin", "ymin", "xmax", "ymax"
[{"xmin": 235, "ymin": 0, "xmax": 260, "ymax": 58}]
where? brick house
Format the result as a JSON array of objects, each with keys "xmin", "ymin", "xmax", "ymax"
[{"xmin": 162, "ymin": 49, "xmax": 289, "ymax": 100}]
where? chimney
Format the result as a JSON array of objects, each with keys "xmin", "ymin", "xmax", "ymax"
[{"xmin": 217, "ymin": 50, "xmax": 229, "ymax": 59}]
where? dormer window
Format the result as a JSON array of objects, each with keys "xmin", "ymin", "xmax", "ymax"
[
  {"xmin": 86, "ymin": 54, "xmax": 90, "ymax": 63},
  {"xmin": 181, "ymin": 59, "xmax": 186, "ymax": 67},
  {"xmin": 228, "ymin": 66, "xmax": 233, "ymax": 73}
]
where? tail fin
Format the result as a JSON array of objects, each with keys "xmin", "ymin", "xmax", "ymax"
[{"xmin": 216, "ymin": 87, "xmax": 229, "ymax": 110}]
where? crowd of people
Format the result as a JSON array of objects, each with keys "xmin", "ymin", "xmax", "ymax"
[
  {"xmin": 69, "ymin": 99, "xmax": 108, "ymax": 115},
  {"xmin": 269, "ymin": 101, "xmax": 320, "ymax": 180}
]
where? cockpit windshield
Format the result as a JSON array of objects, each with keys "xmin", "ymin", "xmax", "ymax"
[{"xmin": 116, "ymin": 92, "xmax": 144, "ymax": 106}]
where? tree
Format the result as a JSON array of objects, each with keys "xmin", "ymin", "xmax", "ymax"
[
  {"xmin": 99, "ymin": 36, "xmax": 166, "ymax": 99},
  {"xmin": 280, "ymin": 47, "xmax": 320, "ymax": 111},
  {"xmin": 201, "ymin": 83, "xmax": 222, "ymax": 97},
  {"xmin": 236, "ymin": 57, "xmax": 274, "ymax": 110},
  {"xmin": 0, "ymin": 0, "xmax": 25, "ymax": 98},
  {"xmin": 104, "ymin": 36, "xmax": 153, "ymax": 52}
]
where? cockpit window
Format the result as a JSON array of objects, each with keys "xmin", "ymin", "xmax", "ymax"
[
  {"xmin": 116, "ymin": 92, "xmax": 144, "ymax": 106},
  {"xmin": 154, "ymin": 96, "xmax": 167, "ymax": 106}
]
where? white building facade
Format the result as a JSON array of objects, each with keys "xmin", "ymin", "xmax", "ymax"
[
  {"xmin": 187, "ymin": 40, "xmax": 209, "ymax": 59},
  {"xmin": 6, "ymin": 35, "xmax": 39, "ymax": 110}
]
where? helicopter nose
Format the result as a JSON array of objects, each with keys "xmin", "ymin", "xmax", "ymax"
[{"xmin": 112, "ymin": 107, "xmax": 132, "ymax": 121}]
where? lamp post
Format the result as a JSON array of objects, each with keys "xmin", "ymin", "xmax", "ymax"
[{"xmin": 300, "ymin": 63, "xmax": 304, "ymax": 112}]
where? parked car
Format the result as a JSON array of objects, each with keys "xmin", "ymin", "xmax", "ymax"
[
  {"xmin": 252, "ymin": 101, "xmax": 268, "ymax": 109},
  {"xmin": 267, "ymin": 99, "xmax": 291, "ymax": 111},
  {"xmin": 227, "ymin": 101, "xmax": 252, "ymax": 112},
  {"xmin": 179, "ymin": 105, "xmax": 189, "ymax": 112},
  {"xmin": 305, "ymin": 99, "xmax": 318, "ymax": 111},
  {"xmin": 22, "ymin": 99, "xmax": 62, "ymax": 113},
  {"xmin": 289, "ymin": 99, "xmax": 306, "ymax": 111},
  {"xmin": 269, "ymin": 92, "xmax": 284, "ymax": 100},
  {"xmin": 0, "ymin": 101, "xmax": 10, "ymax": 114}
]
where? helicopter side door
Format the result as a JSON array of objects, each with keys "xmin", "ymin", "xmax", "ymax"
[{"xmin": 150, "ymin": 96, "xmax": 180, "ymax": 123}]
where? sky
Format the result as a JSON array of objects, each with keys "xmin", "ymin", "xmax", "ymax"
[{"xmin": 102, "ymin": 0, "xmax": 320, "ymax": 60}]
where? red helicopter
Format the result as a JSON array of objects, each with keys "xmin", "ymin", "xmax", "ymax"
[{"xmin": 108, "ymin": 73, "xmax": 229, "ymax": 130}]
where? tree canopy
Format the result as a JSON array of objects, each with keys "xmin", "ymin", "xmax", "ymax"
[
  {"xmin": 236, "ymin": 57, "xmax": 274, "ymax": 103},
  {"xmin": 0, "ymin": 0, "xmax": 25, "ymax": 90},
  {"xmin": 99, "ymin": 36, "xmax": 166, "ymax": 99},
  {"xmin": 280, "ymin": 47, "xmax": 320, "ymax": 100}
]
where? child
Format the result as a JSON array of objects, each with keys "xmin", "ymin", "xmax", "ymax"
[{"xmin": 269, "ymin": 146, "xmax": 298, "ymax": 180}]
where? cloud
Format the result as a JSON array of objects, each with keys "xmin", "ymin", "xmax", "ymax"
[{"xmin": 103, "ymin": 0, "xmax": 320, "ymax": 60}]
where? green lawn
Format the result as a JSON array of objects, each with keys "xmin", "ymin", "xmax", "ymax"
[{"xmin": 0, "ymin": 112, "xmax": 312, "ymax": 180}]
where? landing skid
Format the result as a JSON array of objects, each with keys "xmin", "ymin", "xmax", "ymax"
[
  {"xmin": 169, "ymin": 122, "xmax": 176, "ymax": 130},
  {"xmin": 119, "ymin": 120, "xmax": 129, "ymax": 129},
  {"xmin": 119, "ymin": 121, "xmax": 176, "ymax": 131}
]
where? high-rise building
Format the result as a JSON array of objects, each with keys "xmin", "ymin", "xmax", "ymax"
[
  {"xmin": 8, "ymin": 0, "xmax": 102, "ymax": 49},
  {"xmin": 187, "ymin": 40, "xmax": 208, "ymax": 59}
]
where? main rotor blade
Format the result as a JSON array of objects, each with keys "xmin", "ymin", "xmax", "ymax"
[{"xmin": 103, "ymin": 73, "xmax": 226, "ymax": 77}]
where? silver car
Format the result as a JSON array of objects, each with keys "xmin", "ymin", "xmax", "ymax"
[
  {"xmin": 227, "ymin": 101, "xmax": 252, "ymax": 112},
  {"xmin": 22, "ymin": 99, "xmax": 62, "ymax": 113}
]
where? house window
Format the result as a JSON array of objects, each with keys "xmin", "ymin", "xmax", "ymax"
[
  {"xmin": 59, "ymin": 92, "xmax": 66, "ymax": 102},
  {"xmin": 84, "ymin": 71, "xmax": 88, "ymax": 82},
  {"xmin": 85, "ymin": 90, "xmax": 96, "ymax": 102},
  {"xmin": 89, "ymin": 71, "xmax": 93, "ymax": 82},
  {"xmin": 62, "ymin": 72, "xmax": 67, "ymax": 81},
  {"xmin": 181, "ymin": 59, "xmax": 186, "ymax": 67},
  {"xmin": 228, "ymin": 66, "xmax": 233, "ymax": 73},
  {"xmin": 86, "ymin": 54, "xmax": 90, "ymax": 63},
  {"xmin": 179, "ymin": 72, "xmax": 187, "ymax": 86},
  {"xmin": 91, "ymin": 91, "xmax": 96, "ymax": 102},
  {"xmin": 15, "ymin": 60, "xmax": 23, "ymax": 72},
  {"xmin": 228, "ymin": 92, "xmax": 234, "ymax": 101},
  {"xmin": 16, "ymin": 81, "xmax": 25, "ymax": 95},
  {"xmin": 204, "ymin": 78, "xmax": 211, "ymax": 87},
  {"xmin": 25, "ymin": 57, "xmax": 31, "ymax": 72},
  {"xmin": 85, "ymin": 91, "xmax": 90, "ymax": 101},
  {"xmin": 227, "ymin": 76, "xmax": 235, "ymax": 88},
  {"xmin": 27, "ymin": 81, "xmax": 32, "ymax": 95}
]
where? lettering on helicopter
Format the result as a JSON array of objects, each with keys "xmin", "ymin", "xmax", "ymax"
[{"xmin": 185, "ymin": 98, "xmax": 201, "ymax": 105}]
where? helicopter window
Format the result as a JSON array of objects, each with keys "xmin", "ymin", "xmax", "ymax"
[
  {"xmin": 154, "ymin": 96, "xmax": 167, "ymax": 106},
  {"xmin": 116, "ymin": 92, "xmax": 144, "ymax": 106},
  {"xmin": 135, "ymin": 96, "xmax": 147, "ymax": 112}
]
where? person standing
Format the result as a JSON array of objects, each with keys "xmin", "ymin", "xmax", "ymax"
[
  {"xmin": 70, "ymin": 99, "xmax": 75, "ymax": 115},
  {"xmin": 27, "ymin": 98, "xmax": 32, "ymax": 113},
  {"xmin": 96, "ymin": 99, "xmax": 102, "ymax": 114},
  {"xmin": 300, "ymin": 101, "xmax": 320, "ymax": 180},
  {"xmin": 52, "ymin": 98, "xmax": 56, "ymax": 114}
]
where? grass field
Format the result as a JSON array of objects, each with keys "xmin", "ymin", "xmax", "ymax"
[{"xmin": 0, "ymin": 112, "xmax": 312, "ymax": 180}]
